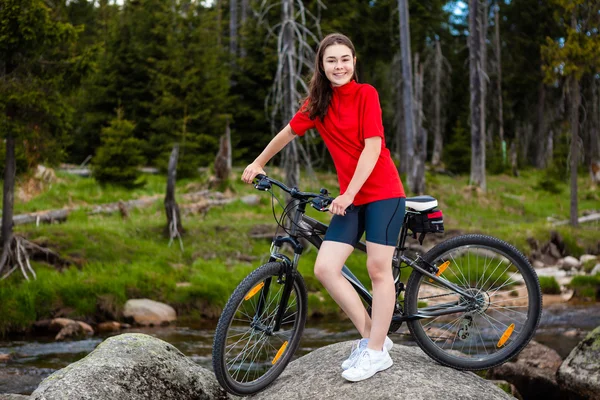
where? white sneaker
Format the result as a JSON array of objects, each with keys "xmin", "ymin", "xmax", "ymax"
[
  {"xmin": 341, "ymin": 336, "xmax": 393, "ymax": 370},
  {"xmin": 342, "ymin": 347, "xmax": 393, "ymax": 382}
]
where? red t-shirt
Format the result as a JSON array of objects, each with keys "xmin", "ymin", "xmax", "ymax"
[{"xmin": 289, "ymin": 80, "xmax": 405, "ymax": 205}]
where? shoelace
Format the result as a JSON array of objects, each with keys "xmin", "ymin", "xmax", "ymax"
[
  {"xmin": 350, "ymin": 340, "xmax": 367, "ymax": 359},
  {"xmin": 354, "ymin": 350, "xmax": 372, "ymax": 371}
]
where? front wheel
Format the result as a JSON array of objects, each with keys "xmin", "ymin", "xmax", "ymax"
[
  {"xmin": 405, "ymin": 234, "xmax": 542, "ymax": 370},
  {"xmin": 212, "ymin": 262, "xmax": 308, "ymax": 396}
]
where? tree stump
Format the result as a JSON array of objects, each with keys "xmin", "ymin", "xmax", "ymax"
[{"xmin": 165, "ymin": 144, "xmax": 184, "ymax": 248}]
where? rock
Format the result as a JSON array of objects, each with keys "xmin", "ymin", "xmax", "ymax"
[
  {"xmin": 0, "ymin": 395, "xmax": 30, "ymax": 400},
  {"xmin": 48, "ymin": 318, "xmax": 74, "ymax": 331},
  {"xmin": 29, "ymin": 333, "xmax": 228, "ymax": 400},
  {"xmin": 0, "ymin": 353, "xmax": 11, "ymax": 362},
  {"xmin": 564, "ymin": 329, "xmax": 581, "ymax": 338},
  {"xmin": 490, "ymin": 380, "xmax": 523, "ymax": 400},
  {"xmin": 561, "ymin": 256, "xmax": 581, "ymax": 271},
  {"xmin": 557, "ymin": 326, "xmax": 600, "ymax": 399},
  {"xmin": 96, "ymin": 321, "xmax": 122, "ymax": 333},
  {"xmin": 580, "ymin": 254, "xmax": 598, "ymax": 264},
  {"xmin": 533, "ymin": 260, "xmax": 545, "ymax": 269},
  {"xmin": 591, "ymin": 264, "xmax": 600, "ymax": 276},
  {"xmin": 47, "ymin": 318, "xmax": 93, "ymax": 336},
  {"xmin": 253, "ymin": 342, "xmax": 512, "ymax": 400},
  {"xmin": 488, "ymin": 340, "xmax": 563, "ymax": 400},
  {"xmin": 123, "ymin": 299, "xmax": 176, "ymax": 326},
  {"xmin": 78, "ymin": 321, "xmax": 94, "ymax": 335},
  {"xmin": 55, "ymin": 321, "xmax": 84, "ymax": 341},
  {"xmin": 241, "ymin": 194, "xmax": 261, "ymax": 206}
]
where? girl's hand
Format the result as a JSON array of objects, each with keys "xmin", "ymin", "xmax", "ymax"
[
  {"xmin": 241, "ymin": 162, "xmax": 266, "ymax": 184},
  {"xmin": 330, "ymin": 193, "xmax": 354, "ymax": 216}
]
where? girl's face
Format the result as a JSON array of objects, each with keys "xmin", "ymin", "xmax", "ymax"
[{"xmin": 322, "ymin": 44, "xmax": 355, "ymax": 87}]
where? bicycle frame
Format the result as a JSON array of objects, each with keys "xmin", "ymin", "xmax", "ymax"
[{"xmin": 261, "ymin": 201, "xmax": 477, "ymax": 333}]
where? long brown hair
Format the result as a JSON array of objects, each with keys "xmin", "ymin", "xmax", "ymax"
[{"xmin": 304, "ymin": 33, "xmax": 358, "ymax": 120}]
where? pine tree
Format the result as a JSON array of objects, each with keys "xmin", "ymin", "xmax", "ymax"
[
  {"xmin": 0, "ymin": 0, "xmax": 89, "ymax": 277},
  {"xmin": 93, "ymin": 112, "xmax": 145, "ymax": 188}
]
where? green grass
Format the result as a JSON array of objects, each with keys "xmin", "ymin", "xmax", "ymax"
[
  {"xmin": 0, "ymin": 168, "xmax": 598, "ymax": 334},
  {"xmin": 569, "ymin": 274, "xmax": 600, "ymax": 301},
  {"xmin": 539, "ymin": 276, "xmax": 561, "ymax": 295}
]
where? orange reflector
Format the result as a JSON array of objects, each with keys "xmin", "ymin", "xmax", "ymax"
[
  {"xmin": 430, "ymin": 261, "xmax": 451, "ymax": 282},
  {"xmin": 244, "ymin": 282, "xmax": 264, "ymax": 301},
  {"xmin": 497, "ymin": 323, "xmax": 515, "ymax": 348},
  {"xmin": 272, "ymin": 341, "xmax": 288, "ymax": 364}
]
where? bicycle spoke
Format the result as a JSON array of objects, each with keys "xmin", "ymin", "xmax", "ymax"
[{"xmin": 407, "ymin": 238, "xmax": 541, "ymax": 369}]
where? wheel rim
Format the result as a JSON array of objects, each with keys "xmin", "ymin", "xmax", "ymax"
[
  {"xmin": 412, "ymin": 244, "xmax": 537, "ymax": 362},
  {"xmin": 223, "ymin": 275, "xmax": 302, "ymax": 387}
]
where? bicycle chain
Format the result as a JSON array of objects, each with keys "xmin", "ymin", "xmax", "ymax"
[{"xmin": 418, "ymin": 293, "xmax": 457, "ymax": 300}]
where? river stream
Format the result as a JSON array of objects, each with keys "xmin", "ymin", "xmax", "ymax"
[{"xmin": 1, "ymin": 302, "xmax": 599, "ymax": 396}]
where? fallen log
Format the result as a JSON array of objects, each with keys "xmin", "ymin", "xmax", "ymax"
[
  {"xmin": 3, "ymin": 191, "xmax": 235, "ymax": 227},
  {"xmin": 552, "ymin": 213, "xmax": 600, "ymax": 226},
  {"xmin": 12, "ymin": 209, "xmax": 70, "ymax": 226}
]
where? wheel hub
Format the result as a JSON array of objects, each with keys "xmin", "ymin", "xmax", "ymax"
[{"xmin": 460, "ymin": 288, "xmax": 491, "ymax": 315}]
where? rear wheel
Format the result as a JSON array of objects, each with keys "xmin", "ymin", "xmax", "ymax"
[
  {"xmin": 212, "ymin": 262, "xmax": 307, "ymax": 395},
  {"xmin": 405, "ymin": 234, "xmax": 542, "ymax": 370}
]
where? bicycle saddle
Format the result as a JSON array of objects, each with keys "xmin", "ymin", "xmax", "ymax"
[{"xmin": 405, "ymin": 196, "xmax": 438, "ymax": 212}]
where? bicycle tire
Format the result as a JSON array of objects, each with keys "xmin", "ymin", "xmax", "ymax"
[
  {"xmin": 405, "ymin": 234, "xmax": 542, "ymax": 370},
  {"xmin": 212, "ymin": 262, "xmax": 308, "ymax": 396}
]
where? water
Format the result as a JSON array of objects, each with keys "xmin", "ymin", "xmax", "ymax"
[{"xmin": 1, "ymin": 303, "xmax": 599, "ymax": 396}]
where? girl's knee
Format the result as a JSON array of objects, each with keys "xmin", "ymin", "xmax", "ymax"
[
  {"xmin": 314, "ymin": 262, "xmax": 329, "ymax": 282},
  {"xmin": 366, "ymin": 257, "xmax": 391, "ymax": 282}
]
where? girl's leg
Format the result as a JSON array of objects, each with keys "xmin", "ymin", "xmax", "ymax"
[
  {"xmin": 314, "ymin": 241, "xmax": 372, "ymax": 337},
  {"xmin": 364, "ymin": 242, "xmax": 396, "ymax": 351}
]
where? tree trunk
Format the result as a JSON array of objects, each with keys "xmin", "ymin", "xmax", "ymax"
[
  {"xmin": 413, "ymin": 54, "xmax": 426, "ymax": 194},
  {"xmin": 589, "ymin": 77, "xmax": 600, "ymax": 169},
  {"xmin": 281, "ymin": 0, "xmax": 300, "ymax": 189},
  {"xmin": 569, "ymin": 74, "xmax": 580, "ymax": 227},
  {"xmin": 393, "ymin": 53, "xmax": 406, "ymax": 173},
  {"xmin": 535, "ymin": 81, "xmax": 547, "ymax": 168},
  {"xmin": 0, "ymin": 135, "xmax": 16, "ymax": 275},
  {"xmin": 165, "ymin": 144, "xmax": 184, "ymax": 238},
  {"xmin": 398, "ymin": 0, "xmax": 416, "ymax": 191},
  {"xmin": 493, "ymin": 2, "xmax": 505, "ymax": 158},
  {"xmin": 216, "ymin": 0, "xmax": 222, "ymax": 47},
  {"xmin": 240, "ymin": 0, "xmax": 249, "ymax": 59},
  {"xmin": 469, "ymin": 0, "xmax": 486, "ymax": 190},
  {"xmin": 214, "ymin": 119, "xmax": 232, "ymax": 183},
  {"xmin": 431, "ymin": 39, "xmax": 443, "ymax": 167},
  {"xmin": 229, "ymin": 0, "xmax": 238, "ymax": 59}
]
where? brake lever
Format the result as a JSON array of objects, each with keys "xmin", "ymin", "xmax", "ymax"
[
  {"xmin": 311, "ymin": 195, "xmax": 333, "ymax": 212},
  {"xmin": 254, "ymin": 176, "xmax": 271, "ymax": 191}
]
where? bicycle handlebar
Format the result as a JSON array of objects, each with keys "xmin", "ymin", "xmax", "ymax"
[{"xmin": 253, "ymin": 174, "xmax": 334, "ymax": 212}]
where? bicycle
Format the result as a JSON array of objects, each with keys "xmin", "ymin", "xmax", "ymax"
[{"xmin": 212, "ymin": 174, "xmax": 542, "ymax": 396}]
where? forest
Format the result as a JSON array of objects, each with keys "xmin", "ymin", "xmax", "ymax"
[{"xmin": 1, "ymin": 0, "xmax": 599, "ymax": 275}]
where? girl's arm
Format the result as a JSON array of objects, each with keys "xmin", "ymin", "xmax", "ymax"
[
  {"xmin": 330, "ymin": 136, "xmax": 382, "ymax": 215},
  {"xmin": 241, "ymin": 124, "xmax": 297, "ymax": 183}
]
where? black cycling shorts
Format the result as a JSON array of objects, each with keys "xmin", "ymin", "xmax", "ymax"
[{"xmin": 324, "ymin": 197, "xmax": 406, "ymax": 247}]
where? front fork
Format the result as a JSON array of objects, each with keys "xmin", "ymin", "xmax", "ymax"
[{"xmin": 253, "ymin": 243, "xmax": 301, "ymax": 334}]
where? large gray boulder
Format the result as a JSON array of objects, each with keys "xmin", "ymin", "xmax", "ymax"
[
  {"xmin": 251, "ymin": 342, "xmax": 514, "ymax": 400},
  {"xmin": 557, "ymin": 326, "xmax": 600, "ymax": 399},
  {"xmin": 29, "ymin": 333, "xmax": 228, "ymax": 400},
  {"xmin": 488, "ymin": 340, "xmax": 563, "ymax": 400}
]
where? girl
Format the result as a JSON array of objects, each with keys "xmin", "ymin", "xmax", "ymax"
[{"xmin": 242, "ymin": 33, "xmax": 406, "ymax": 382}]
